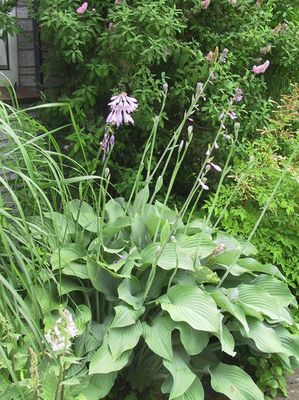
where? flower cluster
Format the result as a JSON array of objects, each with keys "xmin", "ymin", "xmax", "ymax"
[
  {"xmin": 252, "ymin": 60, "xmax": 270, "ymax": 74},
  {"xmin": 76, "ymin": 1, "xmax": 88, "ymax": 14},
  {"xmin": 106, "ymin": 93, "xmax": 138, "ymax": 127},
  {"xmin": 45, "ymin": 309, "xmax": 77, "ymax": 353},
  {"xmin": 100, "ymin": 132, "xmax": 115, "ymax": 160}
]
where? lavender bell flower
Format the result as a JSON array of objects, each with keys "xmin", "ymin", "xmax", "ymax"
[
  {"xmin": 252, "ymin": 60, "xmax": 270, "ymax": 74},
  {"xmin": 106, "ymin": 92, "xmax": 138, "ymax": 128},
  {"xmin": 233, "ymin": 87, "xmax": 243, "ymax": 103},
  {"xmin": 202, "ymin": 0, "xmax": 210, "ymax": 9},
  {"xmin": 228, "ymin": 111, "xmax": 237, "ymax": 120}
]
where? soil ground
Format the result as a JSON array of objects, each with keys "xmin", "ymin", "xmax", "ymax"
[{"xmin": 278, "ymin": 371, "xmax": 299, "ymax": 400}]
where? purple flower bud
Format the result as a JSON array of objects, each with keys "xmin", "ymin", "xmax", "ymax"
[
  {"xmin": 220, "ymin": 48, "xmax": 229, "ymax": 63},
  {"xmin": 228, "ymin": 111, "xmax": 237, "ymax": 121},
  {"xmin": 110, "ymin": 134, "xmax": 115, "ymax": 145}
]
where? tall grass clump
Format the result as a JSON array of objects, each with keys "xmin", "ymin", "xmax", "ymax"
[{"xmin": 0, "ymin": 86, "xmax": 298, "ymax": 400}]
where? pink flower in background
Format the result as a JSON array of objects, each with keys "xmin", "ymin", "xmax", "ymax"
[
  {"xmin": 229, "ymin": 0, "xmax": 237, "ymax": 4},
  {"xmin": 114, "ymin": 0, "xmax": 122, "ymax": 4},
  {"xmin": 76, "ymin": 1, "xmax": 88, "ymax": 14},
  {"xmin": 202, "ymin": 0, "xmax": 210, "ymax": 9},
  {"xmin": 106, "ymin": 93, "xmax": 138, "ymax": 127},
  {"xmin": 252, "ymin": 60, "xmax": 270, "ymax": 74}
]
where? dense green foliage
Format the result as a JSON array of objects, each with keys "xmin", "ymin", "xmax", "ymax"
[
  {"xmin": 0, "ymin": 96, "xmax": 298, "ymax": 399},
  {"xmin": 0, "ymin": 0, "xmax": 19, "ymax": 39},
  {"xmin": 206, "ymin": 87, "xmax": 299, "ymax": 293},
  {"xmin": 35, "ymin": 0, "xmax": 299, "ymax": 190}
]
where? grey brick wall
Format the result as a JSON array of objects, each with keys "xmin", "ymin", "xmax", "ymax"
[{"xmin": 16, "ymin": 0, "xmax": 37, "ymax": 88}]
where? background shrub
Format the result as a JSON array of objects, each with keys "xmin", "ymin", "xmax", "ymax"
[
  {"xmin": 35, "ymin": 0, "xmax": 299, "ymax": 193},
  {"xmin": 205, "ymin": 86, "xmax": 299, "ymax": 293}
]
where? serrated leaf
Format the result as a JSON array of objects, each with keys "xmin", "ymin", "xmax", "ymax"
[
  {"xmin": 160, "ymin": 285, "xmax": 221, "ymax": 333},
  {"xmin": 108, "ymin": 321, "xmax": 142, "ymax": 359},
  {"xmin": 210, "ymin": 363, "xmax": 263, "ymax": 400},
  {"xmin": 163, "ymin": 352, "xmax": 196, "ymax": 399}
]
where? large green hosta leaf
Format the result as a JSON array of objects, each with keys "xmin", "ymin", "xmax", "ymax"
[
  {"xmin": 175, "ymin": 322, "xmax": 209, "ymax": 356},
  {"xmin": 51, "ymin": 243, "xmax": 86, "ymax": 270},
  {"xmin": 159, "ymin": 285, "xmax": 222, "ymax": 333},
  {"xmin": 236, "ymin": 258, "xmax": 284, "ymax": 279},
  {"xmin": 163, "ymin": 352, "xmax": 196, "ymax": 399},
  {"xmin": 108, "ymin": 321, "xmax": 142, "ymax": 359},
  {"xmin": 210, "ymin": 289, "xmax": 249, "ymax": 333},
  {"xmin": 142, "ymin": 317, "xmax": 173, "ymax": 361},
  {"xmin": 238, "ymin": 284, "xmax": 292, "ymax": 324},
  {"xmin": 173, "ymin": 377, "xmax": 204, "ymax": 400},
  {"xmin": 81, "ymin": 373, "xmax": 117, "ymax": 399},
  {"xmin": 87, "ymin": 258, "xmax": 122, "ymax": 301},
  {"xmin": 241, "ymin": 318, "xmax": 284, "ymax": 353},
  {"xmin": 210, "ymin": 363, "xmax": 263, "ymax": 400},
  {"xmin": 118, "ymin": 277, "xmax": 143, "ymax": 310},
  {"xmin": 215, "ymin": 324, "xmax": 236, "ymax": 357},
  {"xmin": 175, "ymin": 233, "xmax": 216, "ymax": 258},
  {"xmin": 250, "ymin": 274, "xmax": 295, "ymax": 307},
  {"xmin": 141, "ymin": 243, "xmax": 194, "ymax": 271},
  {"xmin": 68, "ymin": 199, "xmax": 100, "ymax": 232},
  {"xmin": 89, "ymin": 336, "xmax": 132, "ymax": 375},
  {"xmin": 110, "ymin": 304, "xmax": 144, "ymax": 328}
]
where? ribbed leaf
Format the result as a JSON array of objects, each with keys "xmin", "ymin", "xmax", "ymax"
[
  {"xmin": 75, "ymin": 304, "xmax": 92, "ymax": 335},
  {"xmin": 51, "ymin": 243, "xmax": 86, "ymax": 270},
  {"xmin": 215, "ymin": 325, "xmax": 236, "ymax": 357},
  {"xmin": 105, "ymin": 199, "xmax": 126, "ymax": 222},
  {"xmin": 210, "ymin": 290, "xmax": 249, "ymax": 333},
  {"xmin": 110, "ymin": 304, "xmax": 145, "ymax": 328},
  {"xmin": 210, "ymin": 363, "xmax": 263, "ymax": 400},
  {"xmin": 87, "ymin": 258, "xmax": 122, "ymax": 301},
  {"xmin": 238, "ymin": 284, "xmax": 292, "ymax": 324},
  {"xmin": 82, "ymin": 373, "xmax": 116, "ymax": 399},
  {"xmin": 237, "ymin": 258, "xmax": 284, "ymax": 279},
  {"xmin": 89, "ymin": 336, "xmax": 131, "ymax": 375},
  {"xmin": 118, "ymin": 277, "xmax": 143, "ymax": 310},
  {"xmin": 142, "ymin": 317, "xmax": 173, "ymax": 361},
  {"xmin": 176, "ymin": 233, "xmax": 216, "ymax": 258},
  {"xmin": 251, "ymin": 275, "xmax": 295, "ymax": 306},
  {"xmin": 62, "ymin": 262, "xmax": 89, "ymax": 279},
  {"xmin": 141, "ymin": 243, "xmax": 194, "ymax": 271},
  {"xmin": 68, "ymin": 199, "xmax": 100, "ymax": 232},
  {"xmin": 175, "ymin": 322, "xmax": 209, "ymax": 356},
  {"xmin": 108, "ymin": 321, "xmax": 142, "ymax": 359},
  {"xmin": 173, "ymin": 377, "xmax": 204, "ymax": 400},
  {"xmin": 163, "ymin": 352, "xmax": 196, "ymax": 399},
  {"xmin": 160, "ymin": 285, "xmax": 221, "ymax": 333}
]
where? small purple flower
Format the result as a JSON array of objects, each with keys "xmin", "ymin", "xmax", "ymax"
[
  {"xmin": 211, "ymin": 163, "xmax": 222, "ymax": 172},
  {"xmin": 199, "ymin": 178, "xmax": 209, "ymax": 191},
  {"xmin": 233, "ymin": 87, "xmax": 243, "ymax": 103},
  {"xmin": 106, "ymin": 92, "xmax": 138, "ymax": 128}
]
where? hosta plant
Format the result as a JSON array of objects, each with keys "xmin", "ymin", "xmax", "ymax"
[{"xmin": 0, "ymin": 89, "xmax": 298, "ymax": 400}]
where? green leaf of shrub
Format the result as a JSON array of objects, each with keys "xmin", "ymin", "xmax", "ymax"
[
  {"xmin": 51, "ymin": 243, "xmax": 86, "ymax": 270},
  {"xmin": 110, "ymin": 304, "xmax": 144, "ymax": 328},
  {"xmin": 81, "ymin": 373, "xmax": 117, "ymax": 400},
  {"xmin": 142, "ymin": 317, "xmax": 173, "ymax": 361},
  {"xmin": 68, "ymin": 199, "xmax": 100, "ymax": 232}
]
